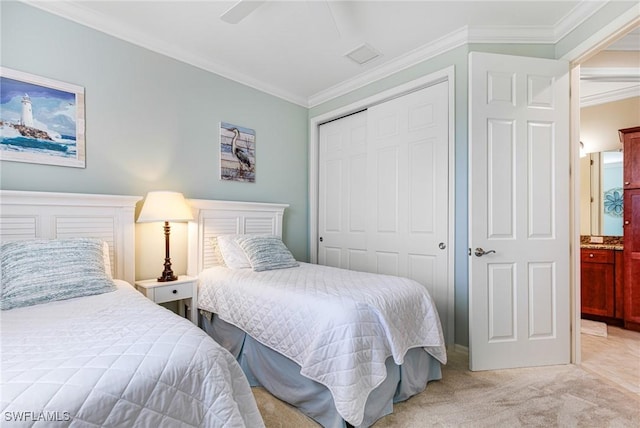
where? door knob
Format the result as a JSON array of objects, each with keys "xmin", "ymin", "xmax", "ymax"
[
  {"xmin": 474, "ymin": 247, "xmax": 496, "ymax": 257},
  {"xmin": 439, "ymin": 242, "xmax": 446, "ymax": 250}
]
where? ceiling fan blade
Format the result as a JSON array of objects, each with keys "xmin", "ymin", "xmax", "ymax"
[
  {"xmin": 220, "ymin": 0, "xmax": 266, "ymax": 24},
  {"xmin": 325, "ymin": 0, "xmax": 357, "ymax": 41}
]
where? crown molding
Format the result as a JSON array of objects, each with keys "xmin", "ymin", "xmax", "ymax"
[
  {"xmin": 553, "ymin": 0, "xmax": 609, "ymax": 41},
  {"xmin": 21, "ymin": 0, "xmax": 628, "ymax": 109},
  {"xmin": 580, "ymin": 84, "xmax": 640, "ymax": 107},
  {"xmin": 308, "ymin": 27, "xmax": 468, "ymax": 108},
  {"xmin": 581, "ymin": 67, "xmax": 640, "ymax": 81},
  {"xmin": 21, "ymin": 0, "xmax": 309, "ymax": 107}
]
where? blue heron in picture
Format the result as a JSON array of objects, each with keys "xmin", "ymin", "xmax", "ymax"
[{"xmin": 230, "ymin": 128, "xmax": 251, "ymax": 170}]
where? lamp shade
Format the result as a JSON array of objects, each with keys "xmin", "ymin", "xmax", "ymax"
[{"xmin": 137, "ymin": 191, "xmax": 193, "ymax": 223}]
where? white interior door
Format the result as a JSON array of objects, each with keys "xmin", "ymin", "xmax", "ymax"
[
  {"xmin": 469, "ymin": 52, "xmax": 570, "ymax": 371},
  {"xmin": 318, "ymin": 82, "xmax": 450, "ymax": 341}
]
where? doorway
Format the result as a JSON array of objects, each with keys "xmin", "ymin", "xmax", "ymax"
[{"xmin": 573, "ymin": 24, "xmax": 639, "ymax": 392}]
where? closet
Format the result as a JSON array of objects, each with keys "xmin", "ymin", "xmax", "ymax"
[{"xmin": 317, "ymin": 81, "xmax": 450, "ymax": 339}]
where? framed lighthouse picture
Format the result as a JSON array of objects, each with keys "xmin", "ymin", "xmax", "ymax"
[
  {"xmin": 0, "ymin": 67, "xmax": 85, "ymax": 168},
  {"xmin": 220, "ymin": 122, "xmax": 255, "ymax": 182}
]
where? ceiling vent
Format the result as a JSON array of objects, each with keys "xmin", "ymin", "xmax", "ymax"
[{"xmin": 345, "ymin": 43, "xmax": 381, "ymax": 65}]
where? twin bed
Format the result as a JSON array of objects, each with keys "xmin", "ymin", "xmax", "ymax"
[
  {"xmin": 187, "ymin": 199, "xmax": 447, "ymax": 427},
  {"xmin": 0, "ymin": 191, "xmax": 447, "ymax": 428},
  {"xmin": 0, "ymin": 191, "xmax": 262, "ymax": 427}
]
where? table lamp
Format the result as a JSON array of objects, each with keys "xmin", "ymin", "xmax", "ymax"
[{"xmin": 137, "ymin": 191, "xmax": 193, "ymax": 282}]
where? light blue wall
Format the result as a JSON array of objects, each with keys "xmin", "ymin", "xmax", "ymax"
[
  {"xmin": 2, "ymin": 1, "xmax": 636, "ymax": 347},
  {"xmin": 0, "ymin": 2, "xmax": 309, "ymax": 261},
  {"xmin": 309, "ymin": 1, "xmax": 638, "ymax": 347}
]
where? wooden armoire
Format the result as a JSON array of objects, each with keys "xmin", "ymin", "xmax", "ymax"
[{"xmin": 620, "ymin": 126, "xmax": 640, "ymax": 331}]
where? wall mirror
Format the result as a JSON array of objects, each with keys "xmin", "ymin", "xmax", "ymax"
[{"xmin": 581, "ymin": 150, "xmax": 624, "ymax": 236}]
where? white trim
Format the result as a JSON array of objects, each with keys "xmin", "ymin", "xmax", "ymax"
[
  {"xmin": 570, "ymin": 65, "xmax": 582, "ymax": 366},
  {"xmin": 566, "ymin": 10, "xmax": 640, "ymax": 366},
  {"xmin": 308, "ymin": 27, "xmax": 467, "ymax": 108},
  {"xmin": 21, "ymin": 0, "xmax": 308, "ymax": 107},
  {"xmin": 580, "ymin": 84, "xmax": 640, "ymax": 107},
  {"xmin": 560, "ymin": 8, "xmax": 640, "ymax": 63},
  {"xmin": 553, "ymin": 0, "xmax": 609, "ymax": 42},
  {"xmin": 21, "ymin": 0, "xmax": 621, "ymax": 108},
  {"xmin": 308, "ymin": 66, "xmax": 456, "ymax": 345}
]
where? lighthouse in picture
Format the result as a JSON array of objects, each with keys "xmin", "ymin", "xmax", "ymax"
[{"xmin": 20, "ymin": 93, "xmax": 34, "ymax": 127}]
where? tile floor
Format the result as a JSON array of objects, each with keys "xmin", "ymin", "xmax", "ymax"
[{"xmin": 581, "ymin": 325, "xmax": 640, "ymax": 396}]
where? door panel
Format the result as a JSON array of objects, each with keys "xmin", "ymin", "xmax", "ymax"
[
  {"xmin": 469, "ymin": 52, "xmax": 570, "ymax": 370},
  {"xmin": 318, "ymin": 111, "xmax": 368, "ymax": 269},
  {"xmin": 318, "ymin": 82, "xmax": 450, "ymax": 341}
]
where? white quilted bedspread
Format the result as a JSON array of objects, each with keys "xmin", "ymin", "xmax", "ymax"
[
  {"xmin": 198, "ymin": 262, "xmax": 447, "ymax": 426},
  {"xmin": 0, "ymin": 280, "xmax": 264, "ymax": 428}
]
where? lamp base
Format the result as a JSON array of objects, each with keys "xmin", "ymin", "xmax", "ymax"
[
  {"xmin": 157, "ymin": 257, "xmax": 178, "ymax": 282},
  {"xmin": 157, "ymin": 272, "xmax": 178, "ymax": 282}
]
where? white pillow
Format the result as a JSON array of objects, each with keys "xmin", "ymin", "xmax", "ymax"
[
  {"xmin": 103, "ymin": 241, "xmax": 113, "ymax": 278},
  {"xmin": 216, "ymin": 234, "xmax": 251, "ymax": 269}
]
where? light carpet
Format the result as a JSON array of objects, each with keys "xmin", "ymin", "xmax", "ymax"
[{"xmin": 253, "ymin": 350, "xmax": 640, "ymax": 427}]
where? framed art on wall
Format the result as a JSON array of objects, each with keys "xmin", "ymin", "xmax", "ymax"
[
  {"xmin": 0, "ymin": 67, "xmax": 85, "ymax": 168},
  {"xmin": 220, "ymin": 122, "xmax": 255, "ymax": 182}
]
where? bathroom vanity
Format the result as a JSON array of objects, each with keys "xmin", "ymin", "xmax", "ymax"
[{"xmin": 580, "ymin": 241, "xmax": 624, "ymax": 325}]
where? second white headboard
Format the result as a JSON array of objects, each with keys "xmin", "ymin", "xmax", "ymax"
[{"xmin": 186, "ymin": 199, "xmax": 289, "ymax": 276}]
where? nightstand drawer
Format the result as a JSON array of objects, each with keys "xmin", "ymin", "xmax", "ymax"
[{"xmin": 153, "ymin": 282, "xmax": 193, "ymax": 304}]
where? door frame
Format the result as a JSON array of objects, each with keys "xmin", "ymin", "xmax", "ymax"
[
  {"xmin": 308, "ymin": 66, "xmax": 456, "ymax": 345},
  {"xmin": 562, "ymin": 10, "xmax": 639, "ymax": 364}
]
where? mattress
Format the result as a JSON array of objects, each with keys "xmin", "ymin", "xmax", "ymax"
[
  {"xmin": 0, "ymin": 280, "xmax": 264, "ymax": 428},
  {"xmin": 198, "ymin": 262, "xmax": 447, "ymax": 426}
]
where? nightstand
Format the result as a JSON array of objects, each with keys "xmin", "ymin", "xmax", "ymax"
[{"xmin": 135, "ymin": 275, "xmax": 198, "ymax": 324}]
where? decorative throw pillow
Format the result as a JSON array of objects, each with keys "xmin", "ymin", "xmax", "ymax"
[
  {"xmin": 235, "ymin": 235, "xmax": 299, "ymax": 272},
  {"xmin": 1, "ymin": 238, "xmax": 116, "ymax": 310},
  {"xmin": 216, "ymin": 234, "xmax": 251, "ymax": 269}
]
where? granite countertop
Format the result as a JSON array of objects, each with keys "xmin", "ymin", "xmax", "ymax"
[
  {"xmin": 580, "ymin": 243, "xmax": 624, "ymax": 250},
  {"xmin": 580, "ymin": 236, "xmax": 623, "ymax": 251}
]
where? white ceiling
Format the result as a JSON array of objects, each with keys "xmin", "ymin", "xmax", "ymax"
[{"xmin": 24, "ymin": 0, "xmax": 639, "ymax": 107}]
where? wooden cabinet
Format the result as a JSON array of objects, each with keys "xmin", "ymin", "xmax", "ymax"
[
  {"xmin": 619, "ymin": 126, "xmax": 640, "ymax": 331},
  {"xmin": 581, "ymin": 249, "xmax": 615, "ymax": 317},
  {"xmin": 621, "ymin": 126, "xmax": 640, "ymax": 190},
  {"xmin": 580, "ymin": 248, "xmax": 625, "ymax": 322}
]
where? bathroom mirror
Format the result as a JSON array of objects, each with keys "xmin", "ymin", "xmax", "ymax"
[{"xmin": 580, "ymin": 150, "xmax": 624, "ymax": 236}]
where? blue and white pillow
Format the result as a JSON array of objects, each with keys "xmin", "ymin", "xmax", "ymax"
[
  {"xmin": 1, "ymin": 238, "xmax": 116, "ymax": 310},
  {"xmin": 235, "ymin": 235, "xmax": 299, "ymax": 272}
]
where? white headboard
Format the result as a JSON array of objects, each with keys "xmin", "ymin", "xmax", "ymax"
[
  {"xmin": 0, "ymin": 190, "xmax": 142, "ymax": 284},
  {"xmin": 186, "ymin": 199, "xmax": 288, "ymax": 276}
]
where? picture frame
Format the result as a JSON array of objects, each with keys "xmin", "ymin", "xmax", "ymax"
[
  {"xmin": 220, "ymin": 122, "xmax": 255, "ymax": 182},
  {"xmin": 0, "ymin": 67, "xmax": 85, "ymax": 168}
]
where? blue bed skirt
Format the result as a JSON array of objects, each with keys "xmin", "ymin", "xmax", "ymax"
[{"xmin": 201, "ymin": 313, "xmax": 442, "ymax": 428}]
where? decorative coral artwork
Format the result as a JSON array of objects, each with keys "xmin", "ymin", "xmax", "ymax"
[
  {"xmin": 0, "ymin": 67, "xmax": 85, "ymax": 168},
  {"xmin": 603, "ymin": 188, "xmax": 623, "ymax": 217},
  {"xmin": 220, "ymin": 122, "xmax": 255, "ymax": 182}
]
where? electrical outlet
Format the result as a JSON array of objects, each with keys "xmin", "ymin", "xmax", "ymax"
[{"xmin": 590, "ymin": 236, "xmax": 604, "ymax": 244}]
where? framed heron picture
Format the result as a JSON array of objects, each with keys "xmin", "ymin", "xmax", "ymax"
[
  {"xmin": 0, "ymin": 67, "xmax": 85, "ymax": 168},
  {"xmin": 220, "ymin": 122, "xmax": 255, "ymax": 182}
]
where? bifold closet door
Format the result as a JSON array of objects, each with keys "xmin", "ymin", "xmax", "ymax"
[{"xmin": 318, "ymin": 81, "xmax": 449, "ymax": 329}]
